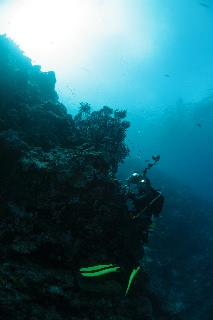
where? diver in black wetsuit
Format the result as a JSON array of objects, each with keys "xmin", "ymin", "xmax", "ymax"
[
  {"xmin": 125, "ymin": 154, "xmax": 164, "ymax": 240},
  {"xmin": 126, "ymin": 172, "xmax": 164, "ymax": 234}
]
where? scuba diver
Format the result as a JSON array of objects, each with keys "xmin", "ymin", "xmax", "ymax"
[
  {"xmin": 79, "ymin": 155, "xmax": 164, "ymax": 296},
  {"xmin": 114, "ymin": 155, "xmax": 164, "ymax": 294},
  {"xmin": 126, "ymin": 157, "xmax": 164, "ymax": 234}
]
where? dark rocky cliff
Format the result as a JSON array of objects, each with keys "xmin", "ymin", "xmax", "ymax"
[{"xmin": 0, "ymin": 34, "xmax": 181, "ymax": 320}]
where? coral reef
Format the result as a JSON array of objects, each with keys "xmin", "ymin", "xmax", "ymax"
[
  {"xmin": 0, "ymin": 34, "xmax": 156, "ymax": 320},
  {"xmin": 74, "ymin": 102, "xmax": 130, "ymax": 172}
]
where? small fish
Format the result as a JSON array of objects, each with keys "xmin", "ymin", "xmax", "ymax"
[
  {"xmin": 145, "ymin": 160, "xmax": 150, "ymax": 162},
  {"xmin": 200, "ymin": 3, "xmax": 210, "ymax": 8},
  {"xmin": 197, "ymin": 123, "xmax": 202, "ymax": 127},
  {"xmin": 164, "ymin": 74, "xmax": 170, "ymax": 77}
]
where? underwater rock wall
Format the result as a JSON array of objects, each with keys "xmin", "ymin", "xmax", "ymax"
[{"xmin": 0, "ymin": 34, "xmax": 160, "ymax": 320}]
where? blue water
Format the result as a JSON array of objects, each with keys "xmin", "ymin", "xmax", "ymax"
[
  {"xmin": 54, "ymin": 0, "xmax": 213, "ymax": 205},
  {"xmin": 126, "ymin": 96, "xmax": 213, "ymax": 204}
]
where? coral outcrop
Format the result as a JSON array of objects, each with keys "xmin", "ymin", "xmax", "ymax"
[{"xmin": 0, "ymin": 34, "xmax": 157, "ymax": 320}]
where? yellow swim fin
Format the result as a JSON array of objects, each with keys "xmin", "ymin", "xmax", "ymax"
[{"xmin": 125, "ymin": 266, "xmax": 141, "ymax": 296}]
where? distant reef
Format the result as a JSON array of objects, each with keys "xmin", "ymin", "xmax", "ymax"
[{"xmin": 0, "ymin": 34, "xmax": 178, "ymax": 320}]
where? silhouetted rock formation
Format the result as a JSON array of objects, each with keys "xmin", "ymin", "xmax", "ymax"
[{"xmin": 0, "ymin": 34, "xmax": 159, "ymax": 320}]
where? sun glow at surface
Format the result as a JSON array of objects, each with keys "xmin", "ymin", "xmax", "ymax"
[
  {"xmin": 1, "ymin": 0, "xmax": 157, "ymax": 70},
  {"xmin": 4, "ymin": 0, "xmax": 103, "ymax": 67}
]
